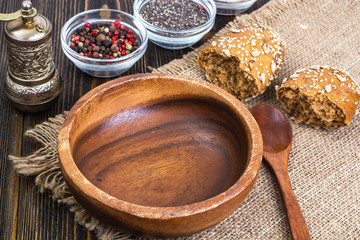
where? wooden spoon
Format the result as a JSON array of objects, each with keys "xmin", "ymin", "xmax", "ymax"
[{"xmin": 250, "ymin": 104, "xmax": 311, "ymax": 240}]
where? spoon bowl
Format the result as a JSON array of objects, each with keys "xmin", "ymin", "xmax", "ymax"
[
  {"xmin": 250, "ymin": 104, "xmax": 311, "ymax": 240},
  {"xmin": 250, "ymin": 104, "xmax": 292, "ymax": 153}
]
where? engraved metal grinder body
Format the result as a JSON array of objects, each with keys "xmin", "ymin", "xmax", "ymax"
[{"xmin": 0, "ymin": 1, "xmax": 62, "ymax": 112}]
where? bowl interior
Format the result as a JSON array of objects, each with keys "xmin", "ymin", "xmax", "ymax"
[{"xmin": 68, "ymin": 75, "xmax": 250, "ymax": 207}]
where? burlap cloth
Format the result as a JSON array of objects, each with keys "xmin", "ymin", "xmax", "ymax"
[{"xmin": 10, "ymin": 0, "xmax": 360, "ymax": 239}]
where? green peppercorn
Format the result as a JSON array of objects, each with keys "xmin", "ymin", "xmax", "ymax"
[{"xmin": 125, "ymin": 44, "xmax": 132, "ymax": 51}]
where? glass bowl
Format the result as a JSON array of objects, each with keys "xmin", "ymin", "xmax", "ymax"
[
  {"xmin": 133, "ymin": 0, "xmax": 216, "ymax": 50},
  {"xmin": 61, "ymin": 9, "xmax": 148, "ymax": 78},
  {"xmin": 214, "ymin": 0, "xmax": 257, "ymax": 15}
]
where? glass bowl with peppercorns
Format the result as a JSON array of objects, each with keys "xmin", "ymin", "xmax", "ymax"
[
  {"xmin": 61, "ymin": 9, "xmax": 148, "ymax": 77},
  {"xmin": 133, "ymin": 0, "xmax": 216, "ymax": 50}
]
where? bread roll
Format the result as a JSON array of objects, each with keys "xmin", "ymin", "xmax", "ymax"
[
  {"xmin": 197, "ymin": 24, "xmax": 285, "ymax": 101},
  {"xmin": 277, "ymin": 66, "xmax": 360, "ymax": 129}
]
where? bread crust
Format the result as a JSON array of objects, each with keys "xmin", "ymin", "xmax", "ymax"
[
  {"xmin": 277, "ymin": 66, "xmax": 360, "ymax": 129},
  {"xmin": 197, "ymin": 24, "xmax": 285, "ymax": 101}
]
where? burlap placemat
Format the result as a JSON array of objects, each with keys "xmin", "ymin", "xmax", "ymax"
[{"xmin": 10, "ymin": 0, "xmax": 360, "ymax": 239}]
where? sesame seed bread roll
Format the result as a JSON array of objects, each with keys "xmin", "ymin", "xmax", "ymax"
[
  {"xmin": 197, "ymin": 24, "xmax": 285, "ymax": 101},
  {"xmin": 276, "ymin": 66, "xmax": 360, "ymax": 129}
]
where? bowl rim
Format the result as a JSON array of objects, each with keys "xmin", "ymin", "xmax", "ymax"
[
  {"xmin": 58, "ymin": 73, "xmax": 263, "ymax": 219},
  {"xmin": 60, "ymin": 8, "xmax": 148, "ymax": 63},
  {"xmin": 133, "ymin": 0, "xmax": 217, "ymax": 36}
]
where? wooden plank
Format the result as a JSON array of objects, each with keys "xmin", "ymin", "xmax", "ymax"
[{"xmin": 0, "ymin": 1, "xmax": 24, "ymax": 240}]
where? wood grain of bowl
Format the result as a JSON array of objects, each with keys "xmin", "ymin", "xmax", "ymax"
[{"xmin": 58, "ymin": 73, "xmax": 263, "ymax": 238}]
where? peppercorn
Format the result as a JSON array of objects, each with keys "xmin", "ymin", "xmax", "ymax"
[
  {"xmin": 93, "ymin": 46, "xmax": 100, "ymax": 52},
  {"xmin": 109, "ymin": 25, "xmax": 116, "ymax": 32},
  {"xmin": 102, "ymin": 40, "xmax": 112, "ymax": 48},
  {"xmin": 96, "ymin": 34, "xmax": 106, "ymax": 42},
  {"xmin": 110, "ymin": 45, "xmax": 119, "ymax": 53}
]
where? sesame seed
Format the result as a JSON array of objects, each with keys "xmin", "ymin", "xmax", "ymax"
[
  {"xmin": 222, "ymin": 49, "xmax": 231, "ymax": 56},
  {"xmin": 290, "ymin": 73, "xmax": 299, "ymax": 79},
  {"xmin": 325, "ymin": 84, "xmax": 332, "ymax": 93},
  {"xmin": 271, "ymin": 62, "xmax": 276, "ymax": 74},
  {"xmin": 251, "ymin": 49, "xmax": 261, "ymax": 57},
  {"xmin": 336, "ymin": 74, "xmax": 346, "ymax": 82},
  {"xmin": 230, "ymin": 28, "xmax": 241, "ymax": 33}
]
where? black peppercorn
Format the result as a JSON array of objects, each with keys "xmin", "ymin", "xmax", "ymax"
[{"xmin": 102, "ymin": 40, "xmax": 111, "ymax": 48}]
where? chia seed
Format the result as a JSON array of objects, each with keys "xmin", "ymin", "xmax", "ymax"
[{"xmin": 140, "ymin": 0, "xmax": 208, "ymax": 31}]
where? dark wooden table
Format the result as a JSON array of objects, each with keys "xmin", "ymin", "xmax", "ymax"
[{"xmin": 0, "ymin": 0, "xmax": 269, "ymax": 239}]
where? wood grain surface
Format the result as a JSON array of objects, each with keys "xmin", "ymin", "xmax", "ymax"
[{"xmin": 0, "ymin": 0, "xmax": 269, "ymax": 239}]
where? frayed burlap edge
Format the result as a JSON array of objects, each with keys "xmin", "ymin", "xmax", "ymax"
[
  {"xmin": 8, "ymin": 0, "xmax": 301, "ymax": 239},
  {"xmin": 8, "ymin": 112, "xmax": 130, "ymax": 240}
]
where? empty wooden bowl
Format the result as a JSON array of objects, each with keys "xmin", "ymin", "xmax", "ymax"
[{"xmin": 58, "ymin": 73, "xmax": 263, "ymax": 238}]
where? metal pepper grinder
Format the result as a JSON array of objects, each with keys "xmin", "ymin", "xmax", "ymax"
[{"xmin": 0, "ymin": 1, "xmax": 62, "ymax": 112}]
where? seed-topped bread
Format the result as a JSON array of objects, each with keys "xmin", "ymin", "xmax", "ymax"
[
  {"xmin": 276, "ymin": 66, "xmax": 360, "ymax": 129},
  {"xmin": 197, "ymin": 24, "xmax": 285, "ymax": 101}
]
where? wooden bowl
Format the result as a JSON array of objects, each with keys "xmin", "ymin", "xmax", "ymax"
[{"xmin": 58, "ymin": 73, "xmax": 263, "ymax": 238}]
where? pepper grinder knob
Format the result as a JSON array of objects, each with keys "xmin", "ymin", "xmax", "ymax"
[{"xmin": 22, "ymin": 1, "xmax": 32, "ymax": 11}]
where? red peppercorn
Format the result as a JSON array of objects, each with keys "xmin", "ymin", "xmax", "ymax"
[
  {"xmin": 120, "ymin": 25, "xmax": 126, "ymax": 31},
  {"xmin": 121, "ymin": 44, "xmax": 126, "ymax": 50},
  {"xmin": 112, "ymin": 41, "xmax": 118, "ymax": 45},
  {"xmin": 130, "ymin": 37, "xmax": 136, "ymax": 42},
  {"xmin": 75, "ymin": 40, "xmax": 80, "ymax": 45},
  {"xmin": 110, "ymin": 56, "xmax": 114, "ymax": 59},
  {"xmin": 71, "ymin": 34, "xmax": 76, "ymax": 39},
  {"xmin": 70, "ymin": 43, "xmax": 75, "ymax": 48},
  {"xmin": 126, "ymin": 34, "xmax": 132, "ymax": 39},
  {"xmin": 106, "ymin": 55, "xmax": 110, "ymax": 59},
  {"xmin": 127, "ymin": 29, "xmax": 133, "ymax": 34},
  {"xmin": 114, "ymin": 20, "xmax": 120, "ymax": 26},
  {"xmin": 134, "ymin": 46, "xmax": 139, "ymax": 50},
  {"xmin": 121, "ymin": 50, "xmax": 126, "ymax": 56},
  {"xmin": 85, "ymin": 39, "xmax": 90, "ymax": 44},
  {"xmin": 91, "ymin": 43, "xmax": 96, "ymax": 47},
  {"xmin": 85, "ymin": 22, "xmax": 91, "ymax": 28},
  {"xmin": 111, "ymin": 36, "xmax": 117, "ymax": 41},
  {"xmin": 114, "ymin": 30, "xmax": 120, "ymax": 35},
  {"xmin": 74, "ymin": 36, "xmax": 80, "ymax": 41},
  {"xmin": 84, "ymin": 53, "xmax": 88, "ymax": 57}
]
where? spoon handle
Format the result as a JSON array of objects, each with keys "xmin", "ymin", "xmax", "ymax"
[{"xmin": 266, "ymin": 152, "xmax": 311, "ymax": 240}]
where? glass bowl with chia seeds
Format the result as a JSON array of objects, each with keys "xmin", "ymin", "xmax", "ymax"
[
  {"xmin": 133, "ymin": 0, "xmax": 216, "ymax": 50},
  {"xmin": 61, "ymin": 9, "xmax": 148, "ymax": 77},
  {"xmin": 214, "ymin": 0, "xmax": 257, "ymax": 15}
]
